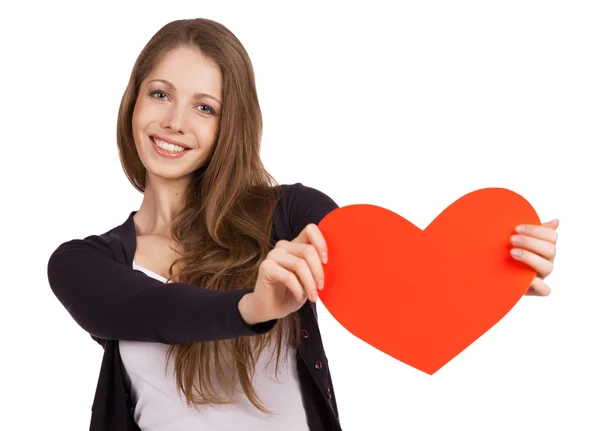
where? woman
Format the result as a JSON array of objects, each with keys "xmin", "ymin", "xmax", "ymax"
[{"xmin": 47, "ymin": 18, "xmax": 559, "ymax": 431}]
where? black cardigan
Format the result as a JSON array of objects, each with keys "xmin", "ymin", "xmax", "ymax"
[{"xmin": 47, "ymin": 183, "xmax": 343, "ymax": 431}]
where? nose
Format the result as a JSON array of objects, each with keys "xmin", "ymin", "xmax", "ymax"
[{"xmin": 160, "ymin": 103, "xmax": 186, "ymax": 134}]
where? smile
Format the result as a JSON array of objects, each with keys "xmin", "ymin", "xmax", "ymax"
[{"xmin": 151, "ymin": 137, "xmax": 192, "ymax": 159}]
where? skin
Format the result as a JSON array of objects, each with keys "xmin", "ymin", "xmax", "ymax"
[
  {"xmin": 132, "ymin": 45, "xmax": 223, "ymax": 237},
  {"xmin": 511, "ymin": 219, "xmax": 559, "ymax": 296},
  {"xmin": 129, "ymin": 46, "xmax": 559, "ymax": 326}
]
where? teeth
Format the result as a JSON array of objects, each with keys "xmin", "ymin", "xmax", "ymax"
[{"xmin": 153, "ymin": 138, "xmax": 186, "ymax": 153}]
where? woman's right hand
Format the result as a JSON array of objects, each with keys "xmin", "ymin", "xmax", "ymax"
[{"xmin": 238, "ymin": 223, "xmax": 328, "ymax": 325}]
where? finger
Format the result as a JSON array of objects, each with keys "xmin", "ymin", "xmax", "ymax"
[
  {"xmin": 292, "ymin": 224, "xmax": 328, "ymax": 264},
  {"xmin": 268, "ymin": 248, "xmax": 319, "ymax": 301},
  {"xmin": 515, "ymin": 223, "xmax": 558, "ymax": 243},
  {"xmin": 261, "ymin": 259, "xmax": 306, "ymax": 304},
  {"xmin": 524, "ymin": 276, "xmax": 551, "ymax": 296},
  {"xmin": 542, "ymin": 219, "xmax": 559, "ymax": 229},
  {"xmin": 510, "ymin": 247, "xmax": 554, "ymax": 278},
  {"xmin": 283, "ymin": 270, "xmax": 310, "ymax": 304},
  {"xmin": 510, "ymin": 233, "xmax": 557, "ymax": 261},
  {"xmin": 275, "ymin": 240, "xmax": 325, "ymax": 291}
]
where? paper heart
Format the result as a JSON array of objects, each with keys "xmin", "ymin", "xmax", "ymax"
[{"xmin": 317, "ymin": 188, "xmax": 540, "ymax": 375}]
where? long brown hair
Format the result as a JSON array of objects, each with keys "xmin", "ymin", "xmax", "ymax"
[{"xmin": 116, "ymin": 18, "xmax": 300, "ymax": 413}]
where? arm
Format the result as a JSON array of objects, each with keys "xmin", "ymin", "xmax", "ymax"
[
  {"xmin": 47, "ymin": 236, "xmax": 276, "ymax": 344},
  {"xmin": 285, "ymin": 183, "xmax": 340, "ymax": 238},
  {"xmin": 283, "ymin": 183, "xmax": 340, "ymax": 319}
]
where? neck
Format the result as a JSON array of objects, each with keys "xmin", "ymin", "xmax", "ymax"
[{"xmin": 134, "ymin": 173, "xmax": 190, "ymax": 236}]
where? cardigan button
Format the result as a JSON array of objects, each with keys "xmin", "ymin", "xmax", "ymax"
[
  {"xmin": 326, "ymin": 388, "xmax": 332, "ymax": 398},
  {"xmin": 301, "ymin": 329, "xmax": 309, "ymax": 339},
  {"xmin": 314, "ymin": 360, "xmax": 323, "ymax": 370}
]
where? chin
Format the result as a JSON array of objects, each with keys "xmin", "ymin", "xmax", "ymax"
[{"xmin": 150, "ymin": 163, "xmax": 208, "ymax": 181}]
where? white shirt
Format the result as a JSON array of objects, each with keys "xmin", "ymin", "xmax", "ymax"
[{"xmin": 118, "ymin": 261, "xmax": 310, "ymax": 430}]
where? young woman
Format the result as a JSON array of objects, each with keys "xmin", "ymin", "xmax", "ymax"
[{"xmin": 47, "ymin": 18, "xmax": 559, "ymax": 431}]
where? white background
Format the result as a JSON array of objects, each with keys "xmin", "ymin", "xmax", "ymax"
[{"xmin": 2, "ymin": 1, "xmax": 599, "ymax": 430}]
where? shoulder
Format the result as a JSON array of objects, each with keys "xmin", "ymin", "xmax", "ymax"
[
  {"xmin": 48, "ymin": 212, "xmax": 134, "ymax": 270},
  {"xmin": 275, "ymin": 182, "xmax": 340, "ymax": 239},
  {"xmin": 50, "ymin": 235, "xmax": 113, "ymax": 264}
]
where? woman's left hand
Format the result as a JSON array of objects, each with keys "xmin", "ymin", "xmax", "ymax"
[{"xmin": 510, "ymin": 219, "xmax": 559, "ymax": 296}]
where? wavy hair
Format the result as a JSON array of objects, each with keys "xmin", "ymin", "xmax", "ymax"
[{"xmin": 116, "ymin": 18, "xmax": 300, "ymax": 413}]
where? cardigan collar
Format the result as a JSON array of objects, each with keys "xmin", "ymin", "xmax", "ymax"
[{"xmin": 114, "ymin": 210, "xmax": 138, "ymax": 267}]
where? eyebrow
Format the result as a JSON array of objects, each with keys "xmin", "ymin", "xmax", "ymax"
[{"xmin": 147, "ymin": 79, "xmax": 222, "ymax": 106}]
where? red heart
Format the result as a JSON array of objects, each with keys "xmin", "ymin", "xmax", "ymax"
[{"xmin": 317, "ymin": 188, "xmax": 540, "ymax": 375}]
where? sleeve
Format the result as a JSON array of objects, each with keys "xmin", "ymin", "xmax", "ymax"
[
  {"xmin": 285, "ymin": 183, "xmax": 340, "ymax": 238},
  {"xmin": 283, "ymin": 183, "xmax": 340, "ymax": 321},
  {"xmin": 47, "ymin": 235, "xmax": 277, "ymax": 345}
]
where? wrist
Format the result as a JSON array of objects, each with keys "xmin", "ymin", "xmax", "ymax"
[{"xmin": 238, "ymin": 292, "xmax": 262, "ymax": 326}]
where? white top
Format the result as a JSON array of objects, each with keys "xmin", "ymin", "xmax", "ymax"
[{"xmin": 118, "ymin": 261, "xmax": 310, "ymax": 430}]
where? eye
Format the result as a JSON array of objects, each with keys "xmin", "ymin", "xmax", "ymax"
[
  {"xmin": 197, "ymin": 103, "xmax": 217, "ymax": 116},
  {"xmin": 149, "ymin": 90, "xmax": 168, "ymax": 101}
]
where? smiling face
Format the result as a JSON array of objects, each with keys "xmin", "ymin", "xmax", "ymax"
[{"xmin": 131, "ymin": 45, "xmax": 223, "ymax": 184}]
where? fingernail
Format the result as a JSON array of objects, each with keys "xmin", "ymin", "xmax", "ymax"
[
  {"xmin": 511, "ymin": 249, "xmax": 523, "ymax": 257},
  {"xmin": 318, "ymin": 279, "xmax": 324, "ymax": 291},
  {"xmin": 312, "ymin": 290, "xmax": 318, "ymax": 302},
  {"xmin": 516, "ymin": 225, "xmax": 525, "ymax": 233},
  {"xmin": 510, "ymin": 235, "xmax": 521, "ymax": 244},
  {"xmin": 321, "ymin": 252, "xmax": 328, "ymax": 264}
]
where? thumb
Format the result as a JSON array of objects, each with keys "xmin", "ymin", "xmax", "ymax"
[{"xmin": 542, "ymin": 219, "xmax": 559, "ymax": 229}]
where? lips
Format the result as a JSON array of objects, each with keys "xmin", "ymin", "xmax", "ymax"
[
  {"xmin": 150, "ymin": 137, "xmax": 190, "ymax": 151},
  {"xmin": 149, "ymin": 134, "xmax": 191, "ymax": 149},
  {"xmin": 150, "ymin": 137, "xmax": 191, "ymax": 159}
]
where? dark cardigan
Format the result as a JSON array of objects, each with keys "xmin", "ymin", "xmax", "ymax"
[{"xmin": 47, "ymin": 183, "xmax": 343, "ymax": 431}]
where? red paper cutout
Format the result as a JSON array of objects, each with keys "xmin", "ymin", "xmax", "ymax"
[{"xmin": 317, "ymin": 188, "xmax": 540, "ymax": 374}]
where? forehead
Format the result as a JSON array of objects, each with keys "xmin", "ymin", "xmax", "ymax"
[{"xmin": 146, "ymin": 46, "xmax": 222, "ymax": 97}]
